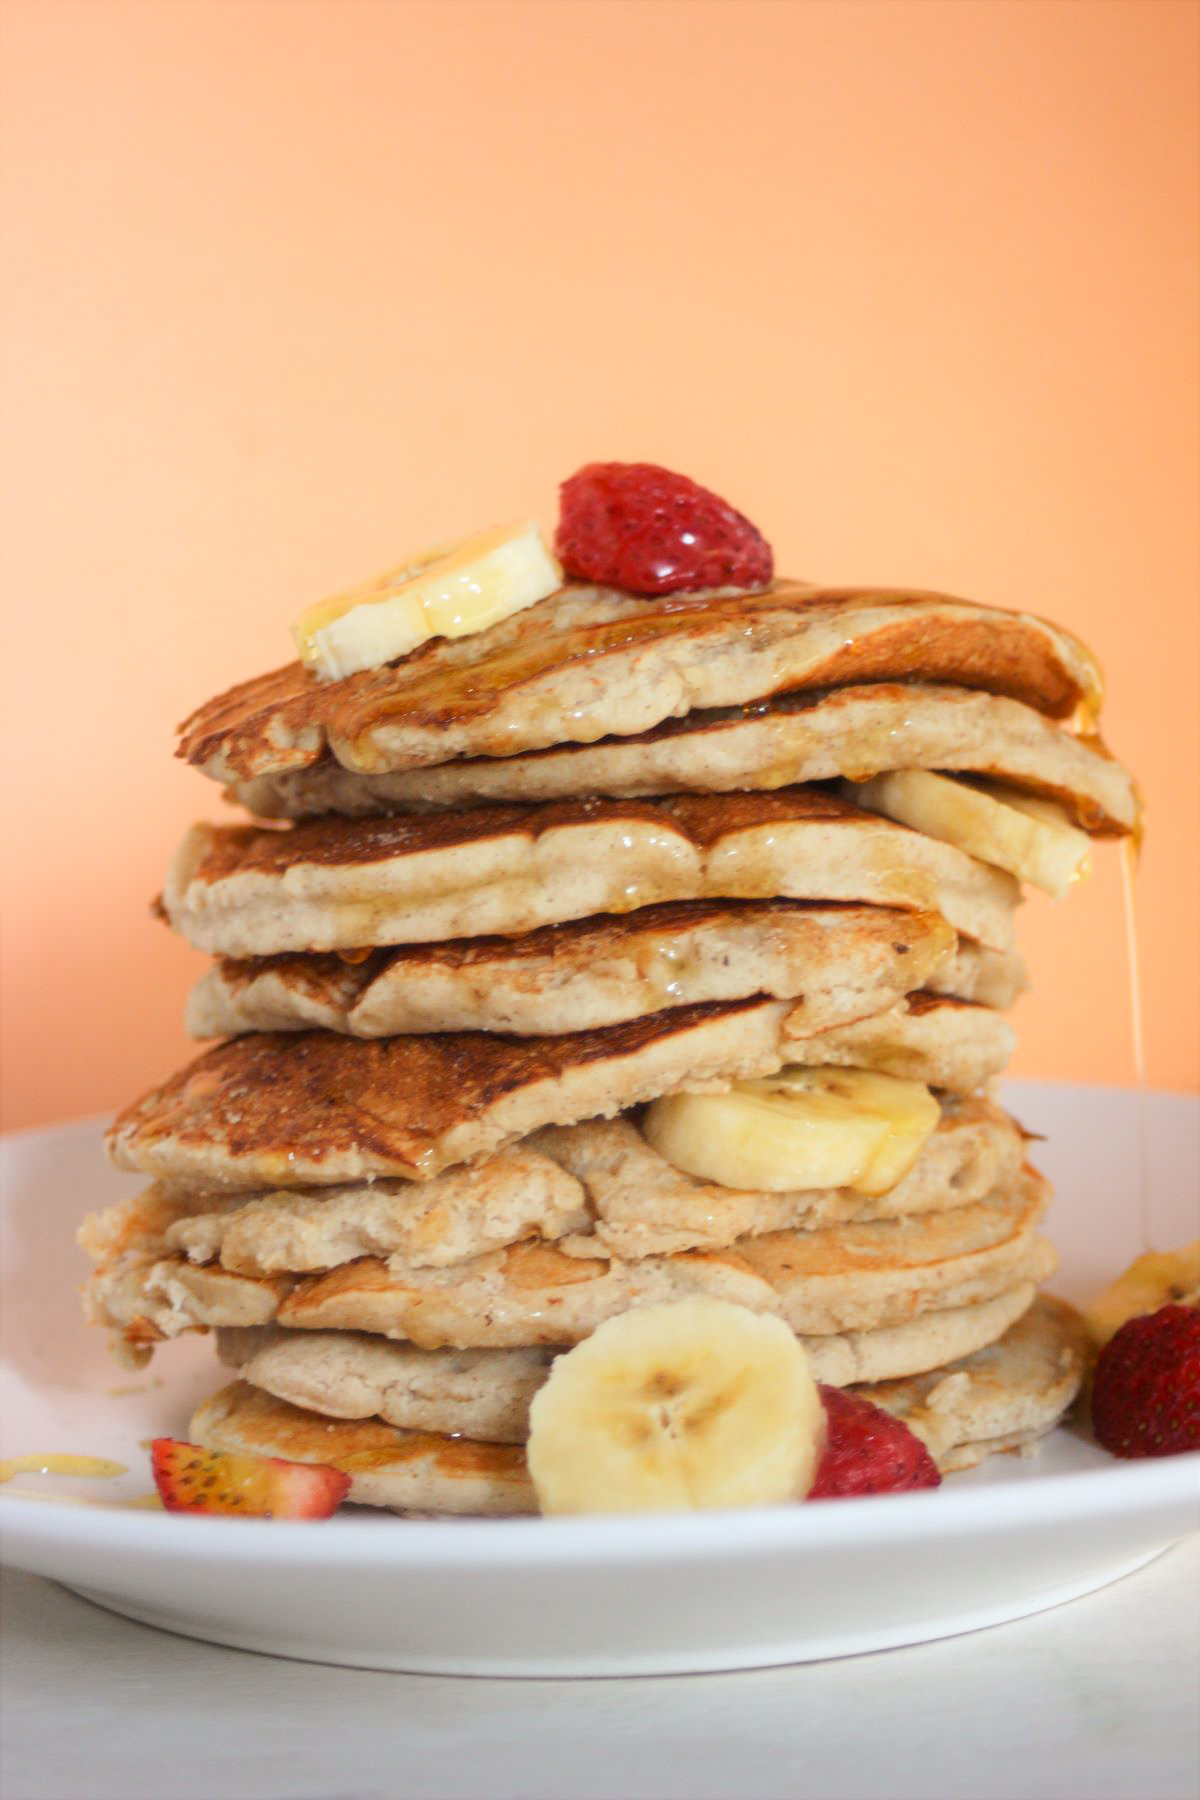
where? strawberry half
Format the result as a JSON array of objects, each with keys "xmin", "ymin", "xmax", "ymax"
[
  {"xmin": 555, "ymin": 462, "xmax": 773, "ymax": 596},
  {"xmin": 808, "ymin": 1386, "xmax": 941, "ymax": 1499},
  {"xmin": 1091, "ymin": 1303, "xmax": 1200, "ymax": 1459},
  {"xmin": 150, "ymin": 1438, "xmax": 350, "ymax": 1518}
]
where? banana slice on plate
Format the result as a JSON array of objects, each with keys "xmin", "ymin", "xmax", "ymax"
[
  {"xmin": 293, "ymin": 521, "xmax": 562, "ymax": 680},
  {"xmin": 846, "ymin": 769, "xmax": 1091, "ymax": 899},
  {"xmin": 1083, "ymin": 1241, "xmax": 1200, "ymax": 1349},
  {"xmin": 642, "ymin": 1066, "xmax": 940, "ymax": 1197},
  {"xmin": 527, "ymin": 1298, "xmax": 825, "ymax": 1515}
]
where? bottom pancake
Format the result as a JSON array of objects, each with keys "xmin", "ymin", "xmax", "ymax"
[
  {"xmin": 192, "ymin": 1379, "xmax": 535, "ymax": 1515},
  {"xmin": 193, "ymin": 1294, "xmax": 1086, "ymax": 1514}
]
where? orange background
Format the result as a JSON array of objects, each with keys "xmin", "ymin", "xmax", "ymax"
[{"xmin": 2, "ymin": 0, "xmax": 1197, "ymax": 1130}]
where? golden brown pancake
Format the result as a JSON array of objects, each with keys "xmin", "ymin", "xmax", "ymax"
[
  {"xmin": 105, "ymin": 993, "xmax": 1013, "ymax": 1190},
  {"xmin": 213, "ymin": 1290, "xmax": 1082, "ymax": 1458},
  {"xmin": 185, "ymin": 899, "xmax": 958, "ymax": 1040},
  {"xmin": 82, "ymin": 1095, "xmax": 1021, "ymax": 1283},
  {"xmin": 105, "ymin": 998, "xmax": 808, "ymax": 1188},
  {"xmin": 868, "ymin": 1294, "xmax": 1088, "ymax": 1471},
  {"xmin": 274, "ymin": 1173, "xmax": 1052, "ymax": 1348},
  {"xmin": 81, "ymin": 1143, "xmax": 589, "ymax": 1276},
  {"xmin": 215, "ymin": 1329, "xmax": 556, "ymax": 1444},
  {"xmin": 192, "ymin": 1380, "xmax": 535, "ymax": 1515},
  {"xmin": 781, "ymin": 991, "xmax": 1015, "ymax": 1092},
  {"xmin": 233, "ymin": 683, "xmax": 1135, "ymax": 833},
  {"xmin": 532, "ymin": 1095, "xmax": 1025, "ymax": 1259},
  {"xmin": 178, "ymin": 581, "xmax": 1103, "ymax": 783},
  {"xmin": 162, "ymin": 787, "xmax": 1021, "ymax": 957},
  {"xmin": 84, "ymin": 1216, "xmax": 1050, "ymax": 1368}
]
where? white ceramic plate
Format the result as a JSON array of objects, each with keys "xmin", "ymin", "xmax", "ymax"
[{"xmin": 2, "ymin": 1085, "xmax": 1198, "ymax": 1676}]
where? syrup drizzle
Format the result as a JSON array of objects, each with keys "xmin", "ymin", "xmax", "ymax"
[
  {"xmin": 0, "ymin": 1455, "xmax": 162, "ymax": 1509},
  {"xmin": 1119, "ymin": 838, "xmax": 1153, "ymax": 1250},
  {"xmin": 0, "ymin": 1454, "xmax": 127, "ymax": 1483},
  {"xmin": 0, "ymin": 1488, "xmax": 163, "ymax": 1510}
]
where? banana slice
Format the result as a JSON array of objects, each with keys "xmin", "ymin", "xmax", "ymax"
[
  {"xmin": 1083, "ymin": 1241, "xmax": 1200, "ymax": 1348},
  {"xmin": 292, "ymin": 521, "xmax": 562, "ymax": 681},
  {"xmin": 642, "ymin": 1066, "xmax": 940, "ymax": 1198},
  {"xmin": 526, "ymin": 1298, "xmax": 825, "ymax": 1514},
  {"xmin": 847, "ymin": 770, "xmax": 1092, "ymax": 899}
]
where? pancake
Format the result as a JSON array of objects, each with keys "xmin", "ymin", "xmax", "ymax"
[
  {"xmin": 275, "ymin": 1173, "xmax": 1052, "ymax": 1348},
  {"xmin": 534, "ymin": 1095, "xmax": 1025, "ymax": 1259},
  {"xmin": 232, "ymin": 684, "xmax": 1136, "ymax": 833},
  {"xmin": 215, "ymin": 1287, "xmax": 1078, "ymax": 1451},
  {"xmin": 83, "ymin": 1255, "xmax": 288, "ymax": 1348},
  {"xmin": 867, "ymin": 1294, "xmax": 1088, "ymax": 1470},
  {"xmin": 192, "ymin": 1287, "xmax": 1077, "ymax": 1511},
  {"xmin": 178, "ymin": 581, "xmax": 1103, "ymax": 784},
  {"xmin": 189, "ymin": 915, "xmax": 1023, "ymax": 1044},
  {"xmin": 80, "ymin": 1180, "xmax": 1054, "ymax": 1353},
  {"xmin": 107, "ymin": 998, "xmax": 797, "ymax": 1189},
  {"xmin": 790, "ymin": 1277, "xmax": 1046, "ymax": 1387},
  {"xmin": 106, "ymin": 993, "xmax": 1009, "ymax": 1191},
  {"xmin": 185, "ymin": 899, "xmax": 958, "ymax": 1041},
  {"xmin": 216, "ymin": 1329, "xmax": 556, "ymax": 1444},
  {"xmin": 781, "ymin": 992, "xmax": 1015, "ymax": 1094},
  {"xmin": 81, "ymin": 1143, "xmax": 590, "ymax": 1276},
  {"xmin": 192, "ymin": 1380, "xmax": 535, "ymax": 1515},
  {"xmin": 82, "ymin": 1095, "xmax": 1022, "ymax": 1283},
  {"xmin": 162, "ymin": 788, "xmax": 1021, "ymax": 958}
]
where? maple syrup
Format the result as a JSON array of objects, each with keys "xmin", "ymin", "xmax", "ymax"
[
  {"xmin": 0, "ymin": 1453, "xmax": 127, "ymax": 1483},
  {"xmin": 0, "ymin": 1455, "xmax": 130, "ymax": 1505}
]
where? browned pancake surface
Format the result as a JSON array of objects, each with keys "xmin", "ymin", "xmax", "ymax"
[
  {"xmin": 107, "ymin": 998, "xmax": 779, "ymax": 1184},
  {"xmin": 179, "ymin": 582, "xmax": 1101, "ymax": 781},
  {"xmin": 185, "ymin": 788, "xmax": 868, "ymax": 882},
  {"xmin": 240, "ymin": 682, "xmax": 1135, "ymax": 836},
  {"xmin": 187, "ymin": 899, "xmax": 957, "ymax": 1040},
  {"xmin": 192, "ymin": 1380, "xmax": 533, "ymax": 1514}
]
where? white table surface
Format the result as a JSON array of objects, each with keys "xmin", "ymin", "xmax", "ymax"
[
  {"xmin": 1, "ymin": 1539, "xmax": 1198, "ymax": 1800},
  {"xmin": 2, "ymin": 1081, "xmax": 1198, "ymax": 1800}
]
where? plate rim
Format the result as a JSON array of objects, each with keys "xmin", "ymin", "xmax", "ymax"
[{"xmin": 3, "ymin": 1451, "xmax": 1198, "ymax": 1572}]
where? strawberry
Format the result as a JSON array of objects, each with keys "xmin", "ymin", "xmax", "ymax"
[
  {"xmin": 808, "ymin": 1386, "xmax": 941, "ymax": 1499},
  {"xmin": 1091, "ymin": 1304, "xmax": 1200, "ymax": 1459},
  {"xmin": 555, "ymin": 462, "xmax": 773, "ymax": 596},
  {"xmin": 150, "ymin": 1438, "xmax": 350, "ymax": 1518}
]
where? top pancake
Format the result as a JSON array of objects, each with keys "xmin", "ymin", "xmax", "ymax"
[
  {"xmin": 234, "ymin": 683, "xmax": 1136, "ymax": 834},
  {"xmin": 178, "ymin": 581, "xmax": 1103, "ymax": 783}
]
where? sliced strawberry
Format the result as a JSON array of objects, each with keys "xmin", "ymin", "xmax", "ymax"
[
  {"xmin": 150, "ymin": 1438, "xmax": 350, "ymax": 1518},
  {"xmin": 808, "ymin": 1386, "xmax": 941, "ymax": 1499},
  {"xmin": 555, "ymin": 462, "xmax": 773, "ymax": 596}
]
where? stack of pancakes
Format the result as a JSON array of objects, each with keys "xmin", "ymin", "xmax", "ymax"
[{"xmin": 81, "ymin": 582, "xmax": 1138, "ymax": 1512}]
